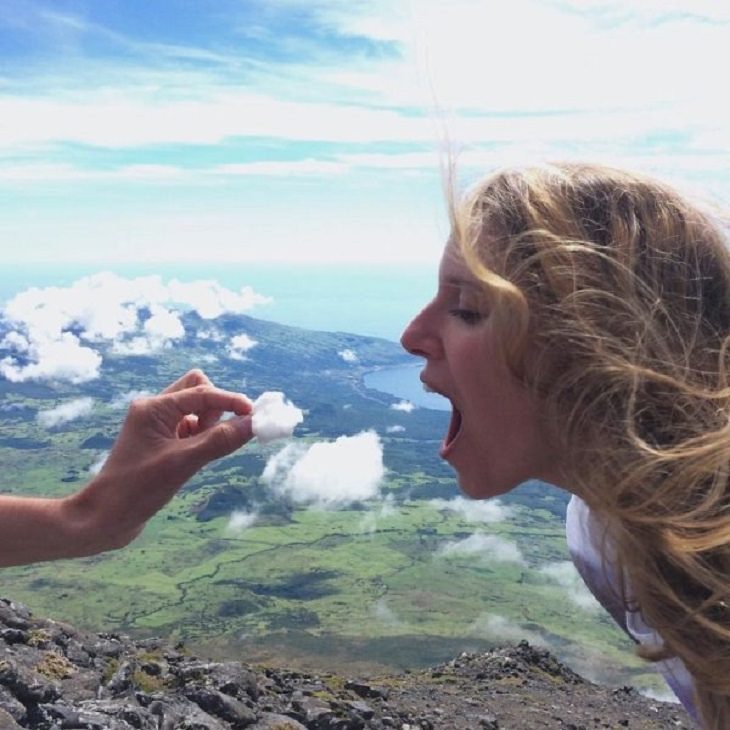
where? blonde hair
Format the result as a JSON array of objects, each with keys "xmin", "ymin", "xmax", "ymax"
[{"xmin": 450, "ymin": 162, "xmax": 730, "ymax": 728}]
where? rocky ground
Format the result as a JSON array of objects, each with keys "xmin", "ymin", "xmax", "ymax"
[{"xmin": 0, "ymin": 597, "xmax": 692, "ymax": 729}]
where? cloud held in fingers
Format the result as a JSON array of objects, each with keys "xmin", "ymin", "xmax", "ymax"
[{"xmin": 262, "ymin": 430, "xmax": 385, "ymax": 508}]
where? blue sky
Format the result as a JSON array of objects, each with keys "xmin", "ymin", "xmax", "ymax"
[{"xmin": 0, "ymin": 0, "xmax": 728, "ymax": 263}]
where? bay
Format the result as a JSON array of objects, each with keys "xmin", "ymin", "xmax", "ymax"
[{"xmin": 364, "ymin": 363, "xmax": 450, "ymax": 411}]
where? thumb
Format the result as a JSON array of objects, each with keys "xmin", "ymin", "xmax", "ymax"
[{"xmin": 190, "ymin": 415, "xmax": 254, "ymax": 463}]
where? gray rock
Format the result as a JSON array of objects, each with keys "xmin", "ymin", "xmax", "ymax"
[
  {"xmin": 184, "ymin": 685, "xmax": 257, "ymax": 727},
  {"xmin": 0, "ymin": 685, "xmax": 26, "ymax": 723},
  {"xmin": 248, "ymin": 712, "xmax": 308, "ymax": 729},
  {"xmin": 0, "ymin": 706, "xmax": 23, "ymax": 729}
]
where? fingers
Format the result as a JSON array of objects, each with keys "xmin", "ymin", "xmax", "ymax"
[
  {"xmin": 166, "ymin": 386, "xmax": 252, "ymax": 420},
  {"xmin": 161, "ymin": 369, "xmax": 213, "ymax": 395},
  {"xmin": 190, "ymin": 415, "xmax": 254, "ymax": 462}
]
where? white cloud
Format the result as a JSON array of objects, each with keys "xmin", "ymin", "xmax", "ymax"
[
  {"xmin": 143, "ymin": 306, "xmax": 185, "ymax": 340},
  {"xmin": 373, "ymin": 597, "xmax": 404, "ymax": 627},
  {"xmin": 37, "ymin": 397, "xmax": 94, "ymax": 428},
  {"xmin": 226, "ymin": 510, "xmax": 258, "ymax": 532},
  {"xmin": 262, "ymin": 430, "xmax": 385, "ymax": 508},
  {"xmin": 251, "ymin": 391, "xmax": 304, "ymax": 444},
  {"xmin": 228, "ymin": 333, "xmax": 258, "ymax": 360},
  {"xmin": 167, "ymin": 279, "xmax": 271, "ymax": 319},
  {"xmin": 109, "ymin": 389, "xmax": 152, "ymax": 409},
  {"xmin": 358, "ymin": 494, "xmax": 397, "ymax": 533},
  {"xmin": 1, "ymin": 333, "xmax": 102, "ymax": 384},
  {"xmin": 437, "ymin": 533, "xmax": 526, "ymax": 565},
  {"xmin": 0, "ymin": 273, "xmax": 269, "ymax": 383},
  {"xmin": 390, "ymin": 400, "xmax": 415, "ymax": 413},
  {"xmin": 385, "ymin": 424, "xmax": 405, "ymax": 434},
  {"xmin": 539, "ymin": 561, "xmax": 602, "ymax": 612},
  {"xmin": 338, "ymin": 348, "xmax": 358, "ymax": 363},
  {"xmin": 429, "ymin": 497, "xmax": 513, "ymax": 524}
]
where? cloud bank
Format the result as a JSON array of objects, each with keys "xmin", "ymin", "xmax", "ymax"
[
  {"xmin": 0, "ymin": 273, "xmax": 270, "ymax": 383},
  {"xmin": 390, "ymin": 400, "xmax": 415, "ymax": 413},
  {"xmin": 261, "ymin": 430, "xmax": 385, "ymax": 508}
]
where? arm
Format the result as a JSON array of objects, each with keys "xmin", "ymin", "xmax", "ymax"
[{"xmin": 0, "ymin": 370, "xmax": 254, "ymax": 567}]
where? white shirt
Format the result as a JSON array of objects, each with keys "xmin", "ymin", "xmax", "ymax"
[{"xmin": 565, "ymin": 495, "xmax": 698, "ymax": 723}]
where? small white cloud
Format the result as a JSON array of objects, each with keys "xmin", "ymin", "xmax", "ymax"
[
  {"xmin": 338, "ymin": 348, "xmax": 358, "ymax": 363},
  {"xmin": 226, "ymin": 510, "xmax": 258, "ymax": 533},
  {"xmin": 539, "ymin": 561, "xmax": 602, "ymax": 612},
  {"xmin": 37, "ymin": 397, "xmax": 94, "ymax": 428},
  {"xmin": 468, "ymin": 613, "xmax": 547, "ymax": 647},
  {"xmin": 262, "ymin": 430, "xmax": 385, "ymax": 508},
  {"xmin": 390, "ymin": 400, "xmax": 415, "ymax": 413},
  {"xmin": 143, "ymin": 306, "xmax": 185, "ymax": 340},
  {"xmin": 358, "ymin": 494, "xmax": 397, "ymax": 534},
  {"xmin": 373, "ymin": 597, "xmax": 404, "ymax": 627},
  {"xmin": 437, "ymin": 533, "xmax": 526, "ymax": 565},
  {"xmin": 228, "ymin": 333, "xmax": 258, "ymax": 360},
  {"xmin": 386, "ymin": 424, "xmax": 406, "ymax": 434},
  {"xmin": 88, "ymin": 451, "xmax": 109, "ymax": 476},
  {"xmin": 110, "ymin": 389, "xmax": 152, "ymax": 409},
  {"xmin": 430, "ymin": 497, "xmax": 513, "ymax": 524},
  {"xmin": 167, "ymin": 279, "xmax": 271, "ymax": 319}
]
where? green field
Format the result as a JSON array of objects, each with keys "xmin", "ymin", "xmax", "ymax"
[{"xmin": 0, "ymin": 312, "xmax": 672, "ymax": 698}]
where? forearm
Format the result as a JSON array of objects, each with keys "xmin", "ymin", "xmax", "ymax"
[{"xmin": 0, "ymin": 490, "xmax": 116, "ymax": 567}]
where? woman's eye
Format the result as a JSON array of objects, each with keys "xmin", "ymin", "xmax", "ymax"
[{"xmin": 449, "ymin": 308, "xmax": 483, "ymax": 325}]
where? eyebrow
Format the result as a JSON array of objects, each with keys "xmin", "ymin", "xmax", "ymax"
[{"xmin": 440, "ymin": 276, "xmax": 483, "ymax": 291}]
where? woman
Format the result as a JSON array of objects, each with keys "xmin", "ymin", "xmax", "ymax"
[{"xmin": 401, "ymin": 162, "xmax": 730, "ymax": 728}]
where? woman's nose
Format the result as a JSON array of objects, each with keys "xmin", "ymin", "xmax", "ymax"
[{"xmin": 400, "ymin": 304, "xmax": 442, "ymax": 359}]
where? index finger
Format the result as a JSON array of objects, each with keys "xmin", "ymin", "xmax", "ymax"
[
  {"xmin": 163, "ymin": 386, "xmax": 253, "ymax": 418},
  {"xmin": 161, "ymin": 369, "xmax": 213, "ymax": 395}
]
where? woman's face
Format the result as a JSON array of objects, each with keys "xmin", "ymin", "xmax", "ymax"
[{"xmin": 400, "ymin": 239, "xmax": 560, "ymax": 499}]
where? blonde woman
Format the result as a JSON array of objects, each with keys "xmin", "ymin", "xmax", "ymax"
[{"xmin": 401, "ymin": 163, "xmax": 730, "ymax": 728}]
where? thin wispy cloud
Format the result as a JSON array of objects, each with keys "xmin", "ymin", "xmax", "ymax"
[
  {"xmin": 437, "ymin": 533, "xmax": 526, "ymax": 566},
  {"xmin": 37, "ymin": 397, "xmax": 94, "ymax": 428},
  {"xmin": 429, "ymin": 497, "xmax": 513, "ymax": 524},
  {"xmin": 0, "ymin": 1, "xmax": 727, "ymax": 264}
]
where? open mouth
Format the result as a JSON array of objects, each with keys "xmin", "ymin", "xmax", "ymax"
[
  {"xmin": 421, "ymin": 377, "xmax": 462, "ymax": 457},
  {"xmin": 440, "ymin": 402, "xmax": 462, "ymax": 457}
]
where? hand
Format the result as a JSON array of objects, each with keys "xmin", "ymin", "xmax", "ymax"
[{"xmin": 67, "ymin": 369, "xmax": 254, "ymax": 552}]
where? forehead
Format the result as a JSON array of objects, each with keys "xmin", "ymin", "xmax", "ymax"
[{"xmin": 438, "ymin": 238, "xmax": 479, "ymax": 287}]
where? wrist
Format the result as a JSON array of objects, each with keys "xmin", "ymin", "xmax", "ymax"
[{"xmin": 62, "ymin": 476, "xmax": 138, "ymax": 556}]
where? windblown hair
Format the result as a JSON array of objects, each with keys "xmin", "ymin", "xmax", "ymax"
[{"xmin": 450, "ymin": 162, "xmax": 730, "ymax": 728}]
